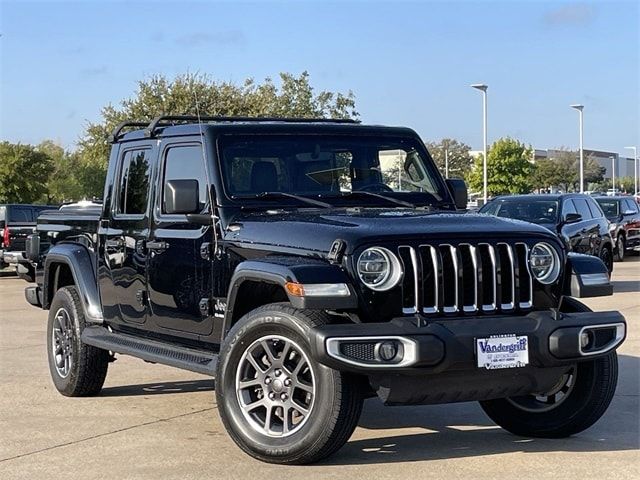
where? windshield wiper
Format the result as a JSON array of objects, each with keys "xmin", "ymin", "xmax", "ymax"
[
  {"xmin": 346, "ymin": 190, "xmax": 417, "ymax": 208},
  {"xmin": 255, "ymin": 192, "xmax": 333, "ymax": 209}
]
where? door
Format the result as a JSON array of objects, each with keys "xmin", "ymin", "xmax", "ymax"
[
  {"xmin": 146, "ymin": 141, "xmax": 215, "ymax": 337},
  {"xmin": 571, "ymin": 197, "xmax": 598, "ymax": 255},
  {"xmin": 101, "ymin": 146, "xmax": 153, "ymax": 326}
]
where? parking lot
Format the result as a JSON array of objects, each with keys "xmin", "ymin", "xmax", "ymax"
[{"xmin": 0, "ymin": 260, "xmax": 638, "ymax": 480}]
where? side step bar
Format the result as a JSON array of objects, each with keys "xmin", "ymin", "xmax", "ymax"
[{"xmin": 82, "ymin": 326, "xmax": 217, "ymax": 376}]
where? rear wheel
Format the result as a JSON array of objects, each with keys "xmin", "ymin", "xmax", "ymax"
[
  {"xmin": 480, "ymin": 353, "xmax": 617, "ymax": 438},
  {"xmin": 614, "ymin": 235, "xmax": 625, "ymax": 262},
  {"xmin": 216, "ymin": 303, "xmax": 364, "ymax": 464},
  {"xmin": 47, "ymin": 286, "xmax": 109, "ymax": 396},
  {"xmin": 599, "ymin": 244, "xmax": 613, "ymax": 273}
]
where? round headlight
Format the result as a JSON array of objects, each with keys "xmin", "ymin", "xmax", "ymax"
[
  {"xmin": 357, "ymin": 247, "xmax": 403, "ymax": 291},
  {"xmin": 529, "ymin": 242, "xmax": 560, "ymax": 284}
]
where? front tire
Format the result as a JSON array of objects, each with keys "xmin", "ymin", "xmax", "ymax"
[
  {"xmin": 480, "ymin": 352, "xmax": 618, "ymax": 438},
  {"xmin": 614, "ymin": 235, "xmax": 625, "ymax": 262},
  {"xmin": 216, "ymin": 303, "xmax": 364, "ymax": 464},
  {"xmin": 599, "ymin": 244, "xmax": 613, "ymax": 274},
  {"xmin": 47, "ymin": 286, "xmax": 109, "ymax": 396}
]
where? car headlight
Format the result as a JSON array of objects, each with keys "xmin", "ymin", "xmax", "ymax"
[
  {"xmin": 529, "ymin": 242, "xmax": 560, "ymax": 284},
  {"xmin": 357, "ymin": 247, "xmax": 403, "ymax": 291}
]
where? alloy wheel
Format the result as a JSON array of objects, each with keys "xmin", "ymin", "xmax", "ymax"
[
  {"xmin": 235, "ymin": 335, "xmax": 316, "ymax": 437},
  {"xmin": 51, "ymin": 307, "xmax": 74, "ymax": 378},
  {"xmin": 506, "ymin": 369, "xmax": 576, "ymax": 413}
]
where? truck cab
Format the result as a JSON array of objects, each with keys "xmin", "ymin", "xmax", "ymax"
[{"xmin": 25, "ymin": 116, "xmax": 626, "ymax": 465}]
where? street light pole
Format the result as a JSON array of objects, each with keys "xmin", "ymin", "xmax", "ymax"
[
  {"xmin": 625, "ymin": 146, "xmax": 638, "ymax": 194},
  {"xmin": 609, "ymin": 156, "xmax": 616, "ymax": 194},
  {"xmin": 471, "ymin": 84, "xmax": 488, "ymax": 203},
  {"xmin": 570, "ymin": 104, "xmax": 585, "ymax": 193},
  {"xmin": 444, "ymin": 142, "xmax": 449, "ymax": 179}
]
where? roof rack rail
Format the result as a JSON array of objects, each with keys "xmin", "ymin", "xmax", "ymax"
[
  {"xmin": 142, "ymin": 115, "xmax": 359, "ymax": 138},
  {"xmin": 110, "ymin": 115, "xmax": 359, "ymax": 142},
  {"xmin": 108, "ymin": 121, "xmax": 151, "ymax": 143}
]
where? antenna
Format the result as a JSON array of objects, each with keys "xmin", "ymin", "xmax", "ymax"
[{"xmin": 193, "ymin": 90, "xmax": 220, "ymax": 257}]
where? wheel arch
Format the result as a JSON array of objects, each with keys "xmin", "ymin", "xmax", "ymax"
[
  {"xmin": 43, "ymin": 243, "xmax": 103, "ymax": 324},
  {"xmin": 222, "ymin": 259, "xmax": 357, "ymax": 338}
]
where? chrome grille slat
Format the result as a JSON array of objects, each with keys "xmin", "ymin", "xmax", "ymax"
[{"xmin": 398, "ymin": 241, "xmax": 532, "ymax": 316}]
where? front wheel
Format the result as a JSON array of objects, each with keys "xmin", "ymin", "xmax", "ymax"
[
  {"xmin": 599, "ymin": 245, "xmax": 613, "ymax": 273},
  {"xmin": 216, "ymin": 303, "xmax": 364, "ymax": 464},
  {"xmin": 480, "ymin": 352, "xmax": 618, "ymax": 438}
]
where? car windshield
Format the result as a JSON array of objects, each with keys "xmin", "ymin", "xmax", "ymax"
[
  {"xmin": 595, "ymin": 199, "xmax": 619, "ymax": 217},
  {"xmin": 218, "ymin": 134, "xmax": 450, "ymax": 208},
  {"xmin": 481, "ymin": 198, "xmax": 559, "ymax": 224}
]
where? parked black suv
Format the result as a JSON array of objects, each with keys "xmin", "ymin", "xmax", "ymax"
[
  {"xmin": 479, "ymin": 194, "xmax": 614, "ymax": 273},
  {"xmin": 595, "ymin": 196, "xmax": 640, "ymax": 261},
  {"xmin": 0, "ymin": 203, "xmax": 57, "ymax": 279},
  {"xmin": 24, "ymin": 117, "xmax": 625, "ymax": 464}
]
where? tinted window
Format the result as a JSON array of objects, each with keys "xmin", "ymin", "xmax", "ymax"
[
  {"xmin": 623, "ymin": 199, "xmax": 639, "ymax": 213},
  {"xmin": 572, "ymin": 198, "xmax": 593, "ymax": 220},
  {"xmin": 117, "ymin": 149, "xmax": 151, "ymax": 216},
  {"xmin": 586, "ymin": 198, "xmax": 604, "ymax": 218},
  {"xmin": 596, "ymin": 198, "xmax": 619, "ymax": 217},
  {"xmin": 7, "ymin": 207, "xmax": 33, "ymax": 222},
  {"xmin": 162, "ymin": 145, "xmax": 208, "ymax": 213},
  {"xmin": 562, "ymin": 199, "xmax": 578, "ymax": 216},
  {"xmin": 480, "ymin": 198, "xmax": 558, "ymax": 223}
]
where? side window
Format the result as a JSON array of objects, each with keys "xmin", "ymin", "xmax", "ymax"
[
  {"xmin": 162, "ymin": 145, "xmax": 208, "ymax": 213},
  {"xmin": 572, "ymin": 198, "xmax": 593, "ymax": 220},
  {"xmin": 586, "ymin": 198, "xmax": 603, "ymax": 218},
  {"xmin": 562, "ymin": 199, "xmax": 577, "ymax": 217},
  {"xmin": 624, "ymin": 199, "xmax": 639, "ymax": 213},
  {"xmin": 9, "ymin": 207, "xmax": 32, "ymax": 222},
  {"xmin": 117, "ymin": 149, "xmax": 151, "ymax": 216}
]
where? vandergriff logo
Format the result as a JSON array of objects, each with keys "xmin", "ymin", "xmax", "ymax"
[{"xmin": 478, "ymin": 337, "xmax": 528, "ymax": 354}]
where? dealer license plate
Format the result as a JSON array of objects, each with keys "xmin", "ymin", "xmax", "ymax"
[{"xmin": 476, "ymin": 335, "xmax": 529, "ymax": 370}]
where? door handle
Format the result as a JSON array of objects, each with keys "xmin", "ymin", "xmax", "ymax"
[{"xmin": 146, "ymin": 240, "xmax": 169, "ymax": 252}]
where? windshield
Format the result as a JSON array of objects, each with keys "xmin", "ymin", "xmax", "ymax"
[
  {"xmin": 218, "ymin": 134, "xmax": 450, "ymax": 208},
  {"xmin": 595, "ymin": 199, "xmax": 619, "ymax": 217},
  {"xmin": 481, "ymin": 198, "xmax": 559, "ymax": 224}
]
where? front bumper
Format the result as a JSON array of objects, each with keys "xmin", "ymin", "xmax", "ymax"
[
  {"xmin": 2, "ymin": 250, "xmax": 26, "ymax": 265},
  {"xmin": 309, "ymin": 309, "xmax": 626, "ymax": 405}
]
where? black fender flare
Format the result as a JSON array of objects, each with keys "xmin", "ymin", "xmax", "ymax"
[
  {"xmin": 223, "ymin": 258, "xmax": 357, "ymax": 336},
  {"xmin": 43, "ymin": 243, "xmax": 103, "ymax": 324},
  {"xmin": 563, "ymin": 252, "xmax": 612, "ymax": 298}
]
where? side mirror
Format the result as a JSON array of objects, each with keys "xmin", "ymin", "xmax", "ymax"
[
  {"xmin": 564, "ymin": 212, "xmax": 582, "ymax": 224},
  {"xmin": 164, "ymin": 179, "xmax": 199, "ymax": 214},
  {"xmin": 445, "ymin": 178, "xmax": 468, "ymax": 210}
]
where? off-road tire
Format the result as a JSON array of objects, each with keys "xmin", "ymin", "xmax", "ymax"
[
  {"xmin": 216, "ymin": 303, "xmax": 364, "ymax": 464},
  {"xmin": 47, "ymin": 286, "xmax": 109, "ymax": 396},
  {"xmin": 480, "ymin": 352, "xmax": 618, "ymax": 438},
  {"xmin": 614, "ymin": 235, "xmax": 625, "ymax": 262}
]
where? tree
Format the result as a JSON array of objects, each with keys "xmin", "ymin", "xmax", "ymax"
[
  {"xmin": 37, "ymin": 140, "xmax": 85, "ymax": 203},
  {"xmin": 532, "ymin": 158, "xmax": 564, "ymax": 191},
  {"xmin": 77, "ymin": 72, "xmax": 359, "ymax": 197},
  {"xmin": 468, "ymin": 137, "xmax": 535, "ymax": 196},
  {"xmin": 547, "ymin": 149, "xmax": 605, "ymax": 192},
  {"xmin": 425, "ymin": 138, "xmax": 473, "ymax": 179},
  {"xmin": 0, "ymin": 142, "xmax": 54, "ymax": 203}
]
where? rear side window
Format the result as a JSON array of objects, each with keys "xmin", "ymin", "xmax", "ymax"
[
  {"xmin": 162, "ymin": 145, "xmax": 208, "ymax": 213},
  {"xmin": 117, "ymin": 149, "xmax": 151, "ymax": 216},
  {"xmin": 624, "ymin": 199, "xmax": 639, "ymax": 213},
  {"xmin": 571, "ymin": 198, "xmax": 593, "ymax": 220},
  {"xmin": 586, "ymin": 198, "xmax": 604, "ymax": 218}
]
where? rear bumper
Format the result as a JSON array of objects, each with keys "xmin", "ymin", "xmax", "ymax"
[
  {"xmin": 309, "ymin": 309, "xmax": 626, "ymax": 405},
  {"xmin": 2, "ymin": 250, "xmax": 25, "ymax": 264}
]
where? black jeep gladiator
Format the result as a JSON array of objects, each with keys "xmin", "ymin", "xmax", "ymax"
[{"xmin": 24, "ymin": 116, "xmax": 625, "ymax": 464}]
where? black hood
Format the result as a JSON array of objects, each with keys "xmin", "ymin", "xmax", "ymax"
[{"xmin": 225, "ymin": 208, "xmax": 560, "ymax": 254}]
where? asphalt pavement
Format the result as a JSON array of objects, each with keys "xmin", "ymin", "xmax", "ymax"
[{"xmin": 1, "ymin": 260, "xmax": 638, "ymax": 479}]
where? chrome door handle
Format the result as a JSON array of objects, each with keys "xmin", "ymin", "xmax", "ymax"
[{"xmin": 146, "ymin": 240, "xmax": 169, "ymax": 252}]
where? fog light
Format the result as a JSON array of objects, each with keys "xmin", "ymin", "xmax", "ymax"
[
  {"xmin": 580, "ymin": 330, "xmax": 593, "ymax": 350},
  {"xmin": 377, "ymin": 341, "xmax": 398, "ymax": 362}
]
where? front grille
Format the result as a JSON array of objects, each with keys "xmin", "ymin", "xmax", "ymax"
[
  {"xmin": 398, "ymin": 242, "xmax": 533, "ymax": 316},
  {"xmin": 339, "ymin": 342, "xmax": 376, "ymax": 362}
]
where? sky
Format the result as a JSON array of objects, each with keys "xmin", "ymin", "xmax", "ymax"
[{"xmin": 0, "ymin": 0, "xmax": 638, "ymax": 157}]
